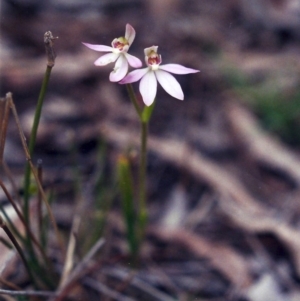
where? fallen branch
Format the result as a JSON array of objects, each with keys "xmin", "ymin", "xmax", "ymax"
[{"xmin": 226, "ymin": 101, "xmax": 300, "ymax": 184}]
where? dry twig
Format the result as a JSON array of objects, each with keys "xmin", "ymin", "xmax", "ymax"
[{"xmin": 226, "ymin": 101, "xmax": 300, "ymax": 184}]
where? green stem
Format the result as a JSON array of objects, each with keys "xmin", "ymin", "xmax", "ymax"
[
  {"xmin": 125, "ymin": 84, "xmax": 156, "ymax": 258},
  {"xmin": 138, "ymin": 121, "xmax": 148, "ymax": 241},
  {"xmin": 23, "ymin": 65, "xmax": 53, "ymax": 228}
]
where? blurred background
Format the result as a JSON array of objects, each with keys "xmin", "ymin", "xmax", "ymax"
[{"xmin": 2, "ymin": 0, "xmax": 300, "ymax": 300}]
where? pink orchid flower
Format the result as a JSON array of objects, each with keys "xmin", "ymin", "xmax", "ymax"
[
  {"xmin": 119, "ymin": 46, "xmax": 199, "ymax": 106},
  {"xmin": 82, "ymin": 24, "xmax": 142, "ymax": 82}
]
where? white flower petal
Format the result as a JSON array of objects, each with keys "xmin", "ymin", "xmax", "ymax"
[
  {"xmin": 109, "ymin": 55, "xmax": 128, "ymax": 82},
  {"xmin": 124, "ymin": 53, "xmax": 142, "ymax": 68},
  {"xmin": 159, "ymin": 64, "xmax": 199, "ymax": 74},
  {"xmin": 82, "ymin": 42, "xmax": 113, "ymax": 52},
  {"xmin": 140, "ymin": 71, "xmax": 157, "ymax": 106},
  {"xmin": 94, "ymin": 53, "xmax": 119, "ymax": 66},
  {"xmin": 155, "ymin": 69, "xmax": 184, "ymax": 100},
  {"xmin": 119, "ymin": 68, "xmax": 149, "ymax": 84},
  {"xmin": 125, "ymin": 24, "xmax": 136, "ymax": 46}
]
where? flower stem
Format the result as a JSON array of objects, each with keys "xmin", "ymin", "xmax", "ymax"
[
  {"xmin": 138, "ymin": 121, "xmax": 148, "ymax": 241},
  {"xmin": 125, "ymin": 85, "xmax": 156, "ymax": 259},
  {"xmin": 23, "ymin": 31, "xmax": 57, "ymax": 230},
  {"xmin": 23, "ymin": 65, "xmax": 53, "ymax": 228}
]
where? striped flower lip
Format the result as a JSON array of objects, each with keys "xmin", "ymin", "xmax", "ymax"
[
  {"xmin": 82, "ymin": 24, "xmax": 142, "ymax": 82},
  {"xmin": 119, "ymin": 46, "xmax": 199, "ymax": 106}
]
